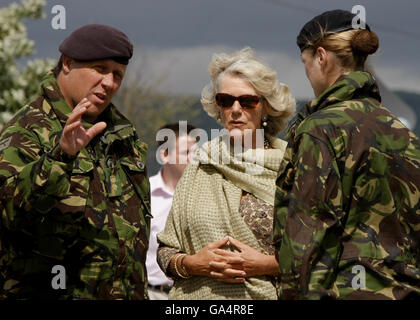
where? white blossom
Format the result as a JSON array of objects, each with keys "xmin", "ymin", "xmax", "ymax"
[{"xmin": 0, "ymin": 0, "xmax": 54, "ymax": 125}]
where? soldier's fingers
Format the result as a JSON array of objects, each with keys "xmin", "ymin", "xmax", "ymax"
[
  {"xmin": 76, "ymin": 137, "xmax": 85, "ymax": 146},
  {"xmin": 73, "ymin": 98, "xmax": 90, "ymax": 113},
  {"xmin": 63, "ymin": 120, "xmax": 81, "ymax": 135},
  {"xmin": 67, "ymin": 99, "xmax": 90, "ymax": 124},
  {"xmin": 62, "ymin": 121, "xmax": 81, "ymax": 142},
  {"xmin": 66, "ymin": 105, "xmax": 87, "ymax": 125},
  {"xmin": 86, "ymin": 122, "xmax": 107, "ymax": 140},
  {"xmin": 75, "ymin": 97, "xmax": 90, "ymax": 109}
]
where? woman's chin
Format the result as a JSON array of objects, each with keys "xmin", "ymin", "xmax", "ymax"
[
  {"xmin": 228, "ymin": 128, "xmax": 245, "ymax": 139},
  {"xmin": 227, "ymin": 128, "xmax": 257, "ymax": 148}
]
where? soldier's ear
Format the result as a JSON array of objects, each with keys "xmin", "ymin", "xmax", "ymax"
[
  {"xmin": 61, "ymin": 55, "xmax": 74, "ymax": 74},
  {"xmin": 316, "ymin": 47, "xmax": 328, "ymax": 67}
]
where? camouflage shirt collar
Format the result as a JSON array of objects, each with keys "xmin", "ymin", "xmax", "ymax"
[
  {"xmin": 40, "ymin": 71, "xmax": 136, "ymax": 142},
  {"xmin": 303, "ymin": 71, "xmax": 381, "ymax": 117},
  {"xmin": 40, "ymin": 71, "xmax": 83, "ymax": 128},
  {"xmin": 96, "ymin": 103, "xmax": 136, "ymax": 144}
]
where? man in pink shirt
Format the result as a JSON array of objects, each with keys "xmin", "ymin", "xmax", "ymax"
[{"xmin": 146, "ymin": 123, "xmax": 197, "ymax": 300}]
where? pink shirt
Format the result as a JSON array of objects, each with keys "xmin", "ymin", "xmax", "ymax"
[{"xmin": 146, "ymin": 170, "xmax": 174, "ymax": 287}]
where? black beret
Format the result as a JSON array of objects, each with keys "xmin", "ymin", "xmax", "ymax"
[
  {"xmin": 297, "ymin": 9, "xmax": 371, "ymax": 52},
  {"xmin": 59, "ymin": 24, "xmax": 133, "ymax": 65}
]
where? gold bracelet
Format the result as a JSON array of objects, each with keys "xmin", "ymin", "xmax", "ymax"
[
  {"xmin": 174, "ymin": 254, "xmax": 189, "ymax": 279},
  {"xmin": 180, "ymin": 254, "xmax": 191, "ymax": 278}
]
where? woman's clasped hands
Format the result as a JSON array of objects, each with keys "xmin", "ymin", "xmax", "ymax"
[{"xmin": 183, "ymin": 236, "xmax": 275, "ymax": 284}]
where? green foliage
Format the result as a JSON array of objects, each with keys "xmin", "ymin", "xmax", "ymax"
[
  {"xmin": 114, "ymin": 72, "xmax": 202, "ymax": 174},
  {"xmin": 114, "ymin": 65, "xmax": 223, "ymax": 174},
  {"xmin": 116, "ymin": 85, "xmax": 201, "ymax": 148},
  {"xmin": 0, "ymin": 0, "xmax": 54, "ymax": 122}
]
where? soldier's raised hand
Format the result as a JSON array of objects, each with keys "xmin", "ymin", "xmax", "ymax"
[{"xmin": 60, "ymin": 98, "xmax": 107, "ymax": 156}]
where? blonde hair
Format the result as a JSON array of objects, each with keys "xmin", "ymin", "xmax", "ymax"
[
  {"xmin": 201, "ymin": 47, "xmax": 296, "ymax": 137},
  {"xmin": 306, "ymin": 28, "xmax": 379, "ymax": 70}
]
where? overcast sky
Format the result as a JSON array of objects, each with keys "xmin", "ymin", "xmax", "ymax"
[{"xmin": 4, "ymin": 0, "xmax": 420, "ymax": 99}]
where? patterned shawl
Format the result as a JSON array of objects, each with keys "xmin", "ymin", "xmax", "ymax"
[{"xmin": 157, "ymin": 135, "xmax": 287, "ymax": 300}]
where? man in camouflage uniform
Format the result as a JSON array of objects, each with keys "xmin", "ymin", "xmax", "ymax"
[
  {"xmin": 0, "ymin": 24, "xmax": 151, "ymax": 299},
  {"xmin": 274, "ymin": 10, "xmax": 420, "ymax": 299}
]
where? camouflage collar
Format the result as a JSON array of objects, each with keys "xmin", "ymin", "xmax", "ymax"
[
  {"xmin": 40, "ymin": 71, "xmax": 86, "ymax": 129},
  {"xmin": 40, "ymin": 71, "xmax": 136, "ymax": 142},
  {"xmin": 303, "ymin": 71, "xmax": 381, "ymax": 117},
  {"xmin": 96, "ymin": 104, "xmax": 137, "ymax": 144}
]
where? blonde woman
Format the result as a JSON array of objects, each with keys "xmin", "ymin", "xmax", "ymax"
[{"xmin": 157, "ymin": 47, "xmax": 296, "ymax": 299}]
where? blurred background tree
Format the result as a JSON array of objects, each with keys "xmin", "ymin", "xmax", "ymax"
[
  {"xmin": 0, "ymin": 0, "xmax": 54, "ymax": 126},
  {"xmin": 114, "ymin": 62, "xmax": 221, "ymax": 174}
]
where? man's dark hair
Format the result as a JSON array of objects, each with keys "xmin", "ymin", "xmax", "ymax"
[
  {"xmin": 157, "ymin": 123, "xmax": 197, "ymax": 147},
  {"xmin": 52, "ymin": 55, "xmax": 64, "ymax": 77}
]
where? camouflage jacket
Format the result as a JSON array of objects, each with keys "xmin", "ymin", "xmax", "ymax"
[
  {"xmin": 0, "ymin": 72, "xmax": 151, "ymax": 299},
  {"xmin": 274, "ymin": 71, "xmax": 420, "ymax": 300}
]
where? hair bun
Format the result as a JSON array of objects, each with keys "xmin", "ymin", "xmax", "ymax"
[{"xmin": 351, "ymin": 29, "xmax": 379, "ymax": 55}]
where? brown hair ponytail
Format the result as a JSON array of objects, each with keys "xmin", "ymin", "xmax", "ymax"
[
  {"xmin": 308, "ymin": 28, "xmax": 379, "ymax": 71},
  {"xmin": 351, "ymin": 29, "xmax": 379, "ymax": 55}
]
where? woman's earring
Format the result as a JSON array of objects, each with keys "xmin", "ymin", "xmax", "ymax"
[{"xmin": 262, "ymin": 114, "xmax": 268, "ymax": 127}]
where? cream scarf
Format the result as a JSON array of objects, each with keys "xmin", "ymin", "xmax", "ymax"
[{"xmin": 157, "ymin": 135, "xmax": 287, "ymax": 300}]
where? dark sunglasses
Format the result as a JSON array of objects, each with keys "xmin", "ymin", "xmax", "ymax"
[{"xmin": 215, "ymin": 93, "xmax": 262, "ymax": 109}]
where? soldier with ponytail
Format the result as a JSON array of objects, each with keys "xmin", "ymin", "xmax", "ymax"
[{"xmin": 273, "ymin": 10, "xmax": 420, "ymax": 300}]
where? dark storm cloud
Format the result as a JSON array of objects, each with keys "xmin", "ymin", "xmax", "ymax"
[
  {"xmin": 7, "ymin": 0, "xmax": 419, "ymax": 59},
  {"xmin": 3, "ymin": 0, "xmax": 420, "ymax": 96}
]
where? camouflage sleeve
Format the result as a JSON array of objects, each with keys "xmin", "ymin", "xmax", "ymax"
[
  {"xmin": 274, "ymin": 132, "xmax": 344, "ymax": 299},
  {"xmin": 0, "ymin": 123, "xmax": 75, "ymax": 225}
]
